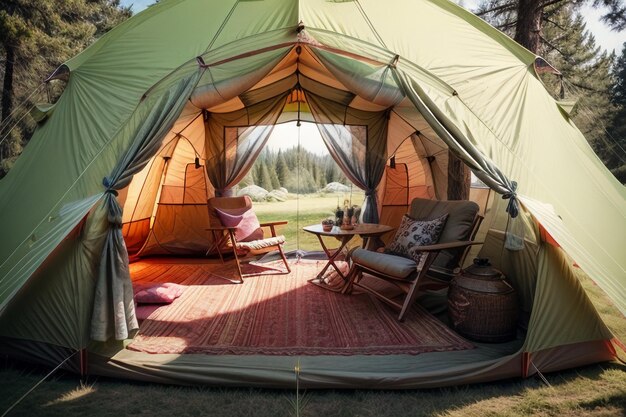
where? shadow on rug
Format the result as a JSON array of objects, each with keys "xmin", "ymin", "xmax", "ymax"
[{"xmin": 128, "ymin": 260, "xmax": 474, "ymax": 356}]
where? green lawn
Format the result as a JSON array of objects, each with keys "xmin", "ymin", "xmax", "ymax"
[
  {"xmin": 1, "ymin": 193, "xmax": 625, "ymax": 417},
  {"xmin": 254, "ymin": 192, "xmax": 366, "ymax": 252}
]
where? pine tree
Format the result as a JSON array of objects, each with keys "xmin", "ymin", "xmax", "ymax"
[
  {"xmin": 477, "ymin": 1, "xmax": 624, "ymax": 182},
  {"xmin": 0, "ymin": 0, "xmax": 131, "ymax": 177},
  {"xmin": 328, "ymin": 158, "xmax": 347, "ymax": 184},
  {"xmin": 283, "ymin": 147, "xmax": 296, "ymax": 170},
  {"xmin": 246, "ymin": 145, "xmax": 349, "ymax": 192},
  {"xmin": 539, "ymin": 11, "xmax": 617, "ymax": 157},
  {"xmin": 607, "ymin": 43, "xmax": 626, "ymax": 183},
  {"xmin": 257, "ymin": 160, "xmax": 273, "ymax": 191},
  {"xmin": 324, "ymin": 160, "xmax": 335, "ymax": 185},
  {"xmin": 269, "ymin": 168, "xmax": 281, "ymax": 190},
  {"xmin": 240, "ymin": 169, "xmax": 256, "ymax": 187},
  {"xmin": 476, "ymin": 1, "xmax": 625, "ymax": 53},
  {"xmin": 275, "ymin": 150, "xmax": 289, "ymax": 186},
  {"xmin": 285, "ymin": 166, "xmax": 318, "ymax": 193},
  {"xmin": 312, "ymin": 163, "xmax": 323, "ymax": 188}
]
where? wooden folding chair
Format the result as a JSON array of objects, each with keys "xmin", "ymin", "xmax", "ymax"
[
  {"xmin": 206, "ymin": 196, "xmax": 290, "ymax": 283},
  {"xmin": 344, "ymin": 198, "xmax": 483, "ymax": 321}
]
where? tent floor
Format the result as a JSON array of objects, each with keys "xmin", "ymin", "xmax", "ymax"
[{"xmin": 96, "ymin": 256, "xmax": 525, "ymax": 388}]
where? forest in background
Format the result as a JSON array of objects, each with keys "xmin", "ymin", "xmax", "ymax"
[
  {"xmin": 0, "ymin": 0, "xmax": 131, "ymax": 175},
  {"xmin": 476, "ymin": 0, "xmax": 626, "ymax": 182},
  {"xmin": 241, "ymin": 146, "xmax": 348, "ymax": 194},
  {"xmin": 1, "ymin": 0, "xmax": 625, "ymax": 182}
]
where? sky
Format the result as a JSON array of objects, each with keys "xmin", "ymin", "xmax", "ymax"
[
  {"xmin": 579, "ymin": 4, "xmax": 625, "ymax": 53},
  {"xmin": 120, "ymin": 0, "xmax": 625, "ymax": 155},
  {"xmin": 265, "ymin": 123, "xmax": 325, "ymax": 154}
]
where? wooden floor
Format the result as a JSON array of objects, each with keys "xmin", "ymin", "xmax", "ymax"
[{"xmin": 130, "ymin": 256, "xmax": 264, "ymax": 286}]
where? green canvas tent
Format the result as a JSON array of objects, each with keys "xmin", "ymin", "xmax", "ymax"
[{"xmin": 0, "ymin": 0, "xmax": 624, "ymax": 388}]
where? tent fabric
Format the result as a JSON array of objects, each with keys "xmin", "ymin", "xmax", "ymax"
[
  {"xmin": 2, "ymin": 334, "xmax": 613, "ymax": 389},
  {"xmin": 136, "ymin": 162, "xmax": 213, "ymax": 256},
  {"xmin": 123, "ymin": 124, "xmax": 215, "ymax": 256},
  {"xmin": 523, "ymin": 244, "xmax": 613, "ymax": 352},
  {"xmin": 393, "ymin": 69, "xmax": 518, "ymax": 202},
  {"xmin": 0, "ymin": 0, "xmax": 624, "ymax": 388},
  {"xmin": 91, "ymin": 73, "xmax": 202, "ymax": 341}
]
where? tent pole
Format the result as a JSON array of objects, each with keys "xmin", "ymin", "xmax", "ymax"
[
  {"xmin": 295, "ymin": 47, "xmax": 302, "ymax": 253},
  {"xmin": 296, "ymin": 105, "xmax": 301, "ymax": 252},
  {"xmin": 447, "ymin": 150, "xmax": 470, "ymax": 200},
  {"xmin": 521, "ymin": 352, "xmax": 531, "ymax": 378},
  {"xmin": 150, "ymin": 154, "xmax": 173, "ymax": 228},
  {"xmin": 79, "ymin": 348, "xmax": 88, "ymax": 381}
]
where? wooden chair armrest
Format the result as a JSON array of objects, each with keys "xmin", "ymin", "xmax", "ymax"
[
  {"xmin": 259, "ymin": 220, "xmax": 288, "ymax": 227},
  {"xmin": 260, "ymin": 220, "xmax": 288, "ymax": 237},
  {"xmin": 414, "ymin": 240, "xmax": 484, "ymax": 252}
]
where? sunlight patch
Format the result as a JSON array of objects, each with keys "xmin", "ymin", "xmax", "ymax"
[{"xmin": 44, "ymin": 382, "xmax": 96, "ymax": 406}]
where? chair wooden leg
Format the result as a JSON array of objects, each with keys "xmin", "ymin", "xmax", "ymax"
[
  {"xmin": 212, "ymin": 231, "xmax": 225, "ymax": 263},
  {"xmin": 232, "ymin": 252, "xmax": 244, "ymax": 284},
  {"xmin": 277, "ymin": 244, "xmax": 291, "ymax": 273},
  {"xmin": 398, "ymin": 253, "xmax": 438, "ymax": 321},
  {"xmin": 342, "ymin": 265, "xmax": 362, "ymax": 294},
  {"xmin": 398, "ymin": 278, "xmax": 420, "ymax": 321},
  {"xmin": 229, "ymin": 231, "xmax": 244, "ymax": 284}
]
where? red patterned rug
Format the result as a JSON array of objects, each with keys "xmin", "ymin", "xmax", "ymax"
[{"xmin": 127, "ymin": 260, "xmax": 473, "ymax": 355}]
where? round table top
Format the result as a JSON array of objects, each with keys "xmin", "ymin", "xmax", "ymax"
[{"xmin": 302, "ymin": 223, "xmax": 393, "ymax": 237}]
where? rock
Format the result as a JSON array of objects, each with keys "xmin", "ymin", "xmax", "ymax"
[
  {"xmin": 266, "ymin": 189, "xmax": 287, "ymax": 202},
  {"xmin": 237, "ymin": 185, "xmax": 268, "ymax": 201},
  {"xmin": 273, "ymin": 188, "xmax": 288, "ymax": 198},
  {"xmin": 322, "ymin": 182, "xmax": 351, "ymax": 193}
]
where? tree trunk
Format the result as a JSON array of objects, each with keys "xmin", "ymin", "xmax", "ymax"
[
  {"xmin": 2, "ymin": 45, "xmax": 15, "ymax": 123},
  {"xmin": 447, "ymin": 151, "xmax": 471, "ymax": 200},
  {"xmin": 514, "ymin": 0, "xmax": 543, "ymax": 53},
  {"xmin": 1, "ymin": 45, "xmax": 16, "ymax": 164}
]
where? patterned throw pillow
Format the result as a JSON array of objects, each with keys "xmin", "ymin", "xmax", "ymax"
[{"xmin": 385, "ymin": 214, "xmax": 448, "ymax": 268}]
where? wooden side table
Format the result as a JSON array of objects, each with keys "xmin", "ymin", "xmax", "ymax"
[{"xmin": 303, "ymin": 223, "xmax": 394, "ymax": 292}]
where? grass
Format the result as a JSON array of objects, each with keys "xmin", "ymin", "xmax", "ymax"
[
  {"xmin": 1, "ymin": 194, "xmax": 625, "ymax": 417},
  {"xmin": 1, "ymin": 360, "xmax": 624, "ymax": 416},
  {"xmin": 253, "ymin": 192, "xmax": 366, "ymax": 252}
]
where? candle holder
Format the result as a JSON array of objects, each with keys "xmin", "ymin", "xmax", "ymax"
[
  {"xmin": 335, "ymin": 207, "xmax": 344, "ymax": 227},
  {"xmin": 340, "ymin": 213, "xmax": 354, "ymax": 230}
]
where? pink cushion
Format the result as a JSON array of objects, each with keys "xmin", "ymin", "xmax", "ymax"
[
  {"xmin": 134, "ymin": 283, "xmax": 185, "ymax": 304},
  {"xmin": 215, "ymin": 207, "xmax": 264, "ymax": 242}
]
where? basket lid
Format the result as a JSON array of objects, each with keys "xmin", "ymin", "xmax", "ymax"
[{"xmin": 463, "ymin": 258, "xmax": 504, "ymax": 280}]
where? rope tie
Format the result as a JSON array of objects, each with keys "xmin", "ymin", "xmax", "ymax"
[
  {"xmin": 502, "ymin": 181, "xmax": 519, "ymax": 218},
  {"xmin": 102, "ymin": 177, "xmax": 122, "ymax": 228}
]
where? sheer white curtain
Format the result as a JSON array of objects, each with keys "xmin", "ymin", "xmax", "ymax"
[
  {"xmin": 203, "ymin": 93, "xmax": 289, "ymax": 196},
  {"xmin": 305, "ymin": 91, "xmax": 389, "ymax": 223}
]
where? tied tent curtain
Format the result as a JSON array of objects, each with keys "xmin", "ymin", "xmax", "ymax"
[
  {"xmin": 91, "ymin": 72, "xmax": 202, "ymax": 342},
  {"xmin": 203, "ymin": 92, "xmax": 290, "ymax": 196},
  {"xmin": 392, "ymin": 68, "xmax": 520, "ymax": 218},
  {"xmin": 305, "ymin": 90, "xmax": 389, "ymax": 223}
]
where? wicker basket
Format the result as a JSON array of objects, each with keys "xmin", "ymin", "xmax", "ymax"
[{"xmin": 448, "ymin": 258, "xmax": 519, "ymax": 343}]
